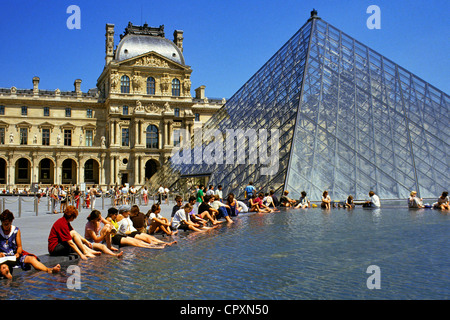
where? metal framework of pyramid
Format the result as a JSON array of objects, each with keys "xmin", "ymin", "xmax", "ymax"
[{"xmin": 166, "ymin": 11, "xmax": 449, "ymax": 201}]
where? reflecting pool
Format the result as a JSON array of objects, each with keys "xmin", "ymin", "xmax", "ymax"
[{"xmin": 1, "ymin": 207, "xmax": 449, "ymax": 300}]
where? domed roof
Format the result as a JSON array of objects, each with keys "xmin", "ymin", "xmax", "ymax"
[{"xmin": 115, "ymin": 33, "xmax": 185, "ymax": 65}]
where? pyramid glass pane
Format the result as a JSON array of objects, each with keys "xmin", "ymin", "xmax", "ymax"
[{"xmin": 164, "ymin": 14, "xmax": 449, "ymax": 201}]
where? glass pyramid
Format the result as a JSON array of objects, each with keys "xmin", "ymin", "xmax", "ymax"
[{"xmin": 163, "ymin": 11, "xmax": 449, "ymax": 201}]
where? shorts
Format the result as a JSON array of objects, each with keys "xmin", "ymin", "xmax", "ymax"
[
  {"xmin": 128, "ymin": 231, "xmax": 140, "ymax": 238},
  {"xmin": 112, "ymin": 234, "xmax": 126, "ymax": 246},
  {"xmin": 50, "ymin": 242, "xmax": 74, "ymax": 256}
]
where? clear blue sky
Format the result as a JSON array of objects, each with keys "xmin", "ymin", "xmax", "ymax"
[{"xmin": 0, "ymin": 0, "xmax": 448, "ymax": 99}]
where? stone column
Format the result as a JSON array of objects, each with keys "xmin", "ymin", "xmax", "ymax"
[
  {"xmin": 55, "ymin": 156, "xmax": 61, "ymax": 185},
  {"xmin": 114, "ymin": 121, "xmax": 118, "ymax": 145},
  {"xmin": 139, "ymin": 156, "xmax": 144, "ymax": 185},
  {"xmin": 114, "ymin": 156, "xmax": 119, "ymax": 185},
  {"xmin": 31, "ymin": 155, "xmax": 38, "ymax": 183},
  {"xmin": 78, "ymin": 157, "xmax": 84, "ymax": 185},
  {"xmin": 109, "ymin": 156, "xmax": 114, "ymax": 186},
  {"xmin": 100, "ymin": 155, "xmax": 105, "ymax": 186},
  {"xmin": 8, "ymin": 154, "xmax": 15, "ymax": 187}
]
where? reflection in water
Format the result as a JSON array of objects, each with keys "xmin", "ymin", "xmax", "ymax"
[{"xmin": 1, "ymin": 208, "xmax": 449, "ymax": 299}]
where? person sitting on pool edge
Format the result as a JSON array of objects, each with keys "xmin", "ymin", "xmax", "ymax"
[
  {"xmin": 408, "ymin": 191, "xmax": 425, "ymax": 209},
  {"xmin": 209, "ymin": 194, "xmax": 234, "ymax": 223},
  {"xmin": 363, "ymin": 191, "xmax": 381, "ymax": 208},
  {"xmin": 433, "ymin": 191, "xmax": 449, "ymax": 210},
  {"xmin": 171, "ymin": 203, "xmax": 210, "ymax": 232},
  {"xmin": 147, "ymin": 203, "xmax": 176, "ymax": 236},
  {"xmin": 1, "ymin": 209, "xmax": 61, "ymax": 280},
  {"xmin": 106, "ymin": 207, "xmax": 163, "ymax": 249},
  {"xmin": 345, "ymin": 195, "xmax": 355, "ymax": 209},
  {"xmin": 321, "ymin": 191, "xmax": 331, "ymax": 209},
  {"xmin": 280, "ymin": 190, "xmax": 297, "ymax": 207},
  {"xmin": 48, "ymin": 206, "xmax": 101, "ymax": 260},
  {"xmin": 294, "ymin": 191, "xmax": 310, "ymax": 209},
  {"xmin": 187, "ymin": 195, "xmax": 219, "ymax": 226},
  {"xmin": 117, "ymin": 205, "xmax": 176, "ymax": 248},
  {"xmin": 249, "ymin": 193, "xmax": 274, "ymax": 213},
  {"xmin": 84, "ymin": 210, "xmax": 123, "ymax": 258},
  {"xmin": 129, "ymin": 205, "xmax": 147, "ymax": 234}
]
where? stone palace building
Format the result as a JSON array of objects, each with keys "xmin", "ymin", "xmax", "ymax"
[{"xmin": 0, "ymin": 22, "xmax": 224, "ymax": 191}]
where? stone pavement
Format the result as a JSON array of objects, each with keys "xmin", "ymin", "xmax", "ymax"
[{"xmin": 0, "ymin": 195, "xmax": 176, "ymax": 257}]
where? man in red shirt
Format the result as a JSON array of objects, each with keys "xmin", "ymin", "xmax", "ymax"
[{"xmin": 48, "ymin": 206, "xmax": 100, "ymax": 260}]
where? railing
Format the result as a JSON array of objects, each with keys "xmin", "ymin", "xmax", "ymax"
[{"xmin": 0, "ymin": 191, "xmax": 188, "ymax": 217}]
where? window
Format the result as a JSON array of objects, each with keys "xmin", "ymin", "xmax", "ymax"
[
  {"xmin": 21, "ymin": 106, "xmax": 27, "ymax": 116},
  {"xmin": 172, "ymin": 78, "xmax": 180, "ymax": 96},
  {"xmin": 42, "ymin": 129, "xmax": 50, "ymax": 145},
  {"xmin": 174, "ymin": 108, "xmax": 180, "ymax": 117},
  {"xmin": 122, "ymin": 128, "xmax": 129, "ymax": 146},
  {"xmin": 40, "ymin": 159, "xmax": 51, "ymax": 180},
  {"xmin": 123, "ymin": 105, "xmax": 129, "ymax": 115},
  {"xmin": 65, "ymin": 108, "xmax": 71, "ymax": 117},
  {"xmin": 84, "ymin": 159, "xmax": 94, "ymax": 181},
  {"xmin": 0, "ymin": 128, "xmax": 4, "ymax": 145},
  {"xmin": 147, "ymin": 77, "xmax": 155, "ymax": 95},
  {"xmin": 86, "ymin": 109, "xmax": 93, "ymax": 118},
  {"xmin": 43, "ymin": 107, "xmax": 50, "ymax": 117},
  {"xmin": 121, "ymin": 75, "xmax": 130, "ymax": 93},
  {"xmin": 64, "ymin": 129, "xmax": 72, "ymax": 146},
  {"xmin": 146, "ymin": 125, "xmax": 158, "ymax": 149},
  {"xmin": 17, "ymin": 158, "xmax": 29, "ymax": 180},
  {"xmin": 62, "ymin": 159, "xmax": 73, "ymax": 181},
  {"xmin": 85, "ymin": 130, "xmax": 93, "ymax": 146},
  {"xmin": 20, "ymin": 128, "xmax": 28, "ymax": 145},
  {"xmin": 0, "ymin": 105, "xmax": 4, "ymax": 115},
  {"xmin": 195, "ymin": 113, "xmax": 200, "ymax": 122}
]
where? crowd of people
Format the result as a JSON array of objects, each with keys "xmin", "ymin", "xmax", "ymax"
[{"xmin": 1, "ymin": 181, "xmax": 448, "ymax": 280}]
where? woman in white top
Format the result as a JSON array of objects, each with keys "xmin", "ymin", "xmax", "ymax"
[
  {"xmin": 408, "ymin": 191, "xmax": 424, "ymax": 208},
  {"xmin": 321, "ymin": 191, "xmax": 331, "ymax": 209},
  {"xmin": 147, "ymin": 204, "xmax": 175, "ymax": 235}
]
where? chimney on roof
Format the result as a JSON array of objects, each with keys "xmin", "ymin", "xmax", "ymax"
[
  {"xmin": 74, "ymin": 79, "xmax": 82, "ymax": 96},
  {"xmin": 32, "ymin": 76, "xmax": 39, "ymax": 95},
  {"xmin": 195, "ymin": 85, "xmax": 206, "ymax": 100},
  {"xmin": 173, "ymin": 30, "xmax": 184, "ymax": 52}
]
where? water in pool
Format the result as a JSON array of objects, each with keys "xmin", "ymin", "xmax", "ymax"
[{"xmin": 1, "ymin": 207, "xmax": 448, "ymax": 300}]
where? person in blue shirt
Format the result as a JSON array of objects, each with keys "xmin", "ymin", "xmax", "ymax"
[{"xmin": 244, "ymin": 182, "xmax": 256, "ymax": 200}]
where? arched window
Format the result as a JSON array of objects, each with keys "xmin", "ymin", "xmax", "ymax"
[
  {"xmin": 172, "ymin": 78, "xmax": 180, "ymax": 96},
  {"xmin": 121, "ymin": 75, "xmax": 130, "ymax": 93},
  {"xmin": 146, "ymin": 125, "xmax": 159, "ymax": 149},
  {"xmin": 147, "ymin": 77, "xmax": 155, "ymax": 95}
]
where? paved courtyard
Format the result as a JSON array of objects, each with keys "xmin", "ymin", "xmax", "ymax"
[{"xmin": 0, "ymin": 195, "xmax": 175, "ymax": 256}]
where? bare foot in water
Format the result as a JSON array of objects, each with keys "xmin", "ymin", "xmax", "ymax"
[
  {"xmin": 86, "ymin": 252, "xmax": 101, "ymax": 258},
  {"xmin": 48, "ymin": 264, "xmax": 61, "ymax": 274}
]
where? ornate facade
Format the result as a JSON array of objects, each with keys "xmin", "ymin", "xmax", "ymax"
[{"xmin": 0, "ymin": 22, "xmax": 224, "ymax": 190}]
